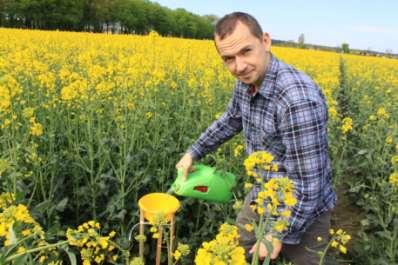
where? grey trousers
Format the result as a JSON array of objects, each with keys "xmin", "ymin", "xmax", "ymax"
[{"xmin": 236, "ymin": 194, "xmax": 332, "ymax": 265}]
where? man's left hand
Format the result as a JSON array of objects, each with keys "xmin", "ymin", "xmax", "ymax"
[{"xmin": 249, "ymin": 234, "xmax": 282, "ymax": 260}]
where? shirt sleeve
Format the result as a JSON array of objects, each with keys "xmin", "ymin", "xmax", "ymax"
[
  {"xmin": 188, "ymin": 87, "xmax": 243, "ymax": 160},
  {"xmin": 278, "ymin": 99, "xmax": 328, "ymax": 241}
]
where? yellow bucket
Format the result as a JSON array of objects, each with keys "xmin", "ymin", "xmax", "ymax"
[{"xmin": 138, "ymin": 193, "xmax": 180, "ymax": 223}]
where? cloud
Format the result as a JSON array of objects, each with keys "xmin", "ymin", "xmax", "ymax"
[{"xmin": 351, "ymin": 25, "xmax": 398, "ymax": 35}]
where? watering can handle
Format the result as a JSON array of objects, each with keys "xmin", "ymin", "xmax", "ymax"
[{"xmin": 177, "ymin": 167, "xmax": 184, "ymax": 180}]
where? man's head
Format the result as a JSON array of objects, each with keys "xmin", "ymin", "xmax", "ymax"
[{"xmin": 214, "ymin": 12, "xmax": 271, "ymax": 87}]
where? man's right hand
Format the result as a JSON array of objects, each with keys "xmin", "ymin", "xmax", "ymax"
[{"xmin": 175, "ymin": 152, "xmax": 194, "ymax": 181}]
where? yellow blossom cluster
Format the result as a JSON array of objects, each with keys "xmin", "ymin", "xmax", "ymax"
[
  {"xmin": 173, "ymin": 242, "xmax": 190, "ymax": 262},
  {"xmin": 389, "ymin": 153, "xmax": 398, "ymax": 187},
  {"xmin": 0, "ymin": 203, "xmax": 45, "ymax": 246},
  {"xmin": 329, "ymin": 228, "xmax": 351, "ymax": 254},
  {"xmin": 252, "ymin": 177, "xmax": 297, "ymax": 235},
  {"xmin": 389, "ymin": 172, "xmax": 398, "ymax": 187},
  {"xmin": 233, "ymin": 144, "xmax": 244, "ymax": 158},
  {"xmin": 0, "ymin": 193, "xmax": 61, "ymax": 264},
  {"xmin": 148, "ymin": 212, "xmax": 169, "ymax": 239},
  {"xmin": 29, "ymin": 116, "xmax": 44, "ymax": 136},
  {"xmin": 376, "ymin": 107, "xmax": 390, "ymax": 120},
  {"xmin": 243, "ymin": 151, "xmax": 297, "ymax": 239},
  {"xmin": 344, "ymin": 53, "xmax": 398, "ymax": 94},
  {"xmin": 195, "ymin": 223, "xmax": 246, "ymax": 265},
  {"xmin": 66, "ymin": 220, "xmax": 118, "ymax": 265},
  {"xmin": 341, "ymin": 117, "xmax": 353, "ymax": 134},
  {"xmin": 243, "ymin": 151, "xmax": 277, "ymax": 179},
  {"xmin": 0, "ymin": 192, "xmax": 15, "ymax": 209}
]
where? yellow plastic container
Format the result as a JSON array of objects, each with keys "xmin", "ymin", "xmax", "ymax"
[{"xmin": 138, "ymin": 193, "xmax": 180, "ymax": 223}]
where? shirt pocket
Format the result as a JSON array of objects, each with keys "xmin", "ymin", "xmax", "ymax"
[
  {"xmin": 248, "ymin": 125, "xmax": 277, "ymax": 150},
  {"xmin": 249, "ymin": 122, "xmax": 286, "ymax": 160}
]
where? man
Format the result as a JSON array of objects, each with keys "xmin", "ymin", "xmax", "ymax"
[{"xmin": 176, "ymin": 12, "xmax": 336, "ymax": 264}]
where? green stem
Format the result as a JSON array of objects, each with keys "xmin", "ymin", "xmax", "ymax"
[
  {"xmin": 319, "ymin": 239, "xmax": 333, "ymax": 265},
  {"xmin": 6, "ymin": 240, "xmax": 68, "ymax": 262}
]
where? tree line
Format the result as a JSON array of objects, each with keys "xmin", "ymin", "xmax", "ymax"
[{"xmin": 0, "ymin": 0, "xmax": 218, "ymax": 39}]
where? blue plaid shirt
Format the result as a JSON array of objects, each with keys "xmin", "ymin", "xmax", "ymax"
[{"xmin": 189, "ymin": 54, "xmax": 336, "ymax": 244}]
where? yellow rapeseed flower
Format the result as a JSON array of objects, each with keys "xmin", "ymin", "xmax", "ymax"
[
  {"xmin": 389, "ymin": 172, "xmax": 398, "ymax": 187},
  {"xmin": 341, "ymin": 117, "xmax": 353, "ymax": 134}
]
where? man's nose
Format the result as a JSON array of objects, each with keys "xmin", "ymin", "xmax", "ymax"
[{"xmin": 235, "ymin": 56, "xmax": 247, "ymax": 74}]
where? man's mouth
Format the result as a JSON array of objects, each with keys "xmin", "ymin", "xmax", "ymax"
[{"xmin": 239, "ymin": 70, "xmax": 253, "ymax": 79}]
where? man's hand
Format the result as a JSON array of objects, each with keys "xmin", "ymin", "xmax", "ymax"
[
  {"xmin": 249, "ymin": 234, "xmax": 282, "ymax": 260},
  {"xmin": 175, "ymin": 152, "xmax": 194, "ymax": 181}
]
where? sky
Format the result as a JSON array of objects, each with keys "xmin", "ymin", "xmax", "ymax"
[{"xmin": 154, "ymin": 0, "xmax": 398, "ymax": 53}]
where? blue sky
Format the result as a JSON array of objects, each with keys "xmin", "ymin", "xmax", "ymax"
[{"xmin": 154, "ymin": 0, "xmax": 398, "ymax": 53}]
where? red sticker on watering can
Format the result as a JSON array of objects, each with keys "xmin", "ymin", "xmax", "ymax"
[{"xmin": 194, "ymin": 186, "xmax": 208, "ymax": 193}]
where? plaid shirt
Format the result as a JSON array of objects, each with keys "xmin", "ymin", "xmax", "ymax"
[{"xmin": 189, "ymin": 54, "xmax": 336, "ymax": 244}]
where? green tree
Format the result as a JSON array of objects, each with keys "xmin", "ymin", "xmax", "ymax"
[
  {"xmin": 298, "ymin": 33, "xmax": 305, "ymax": 48},
  {"xmin": 341, "ymin": 43, "xmax": 350, "ymax": 53}
]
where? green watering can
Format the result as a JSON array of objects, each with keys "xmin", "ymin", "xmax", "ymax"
[{"xmin": 169, "ymin": 164, "xmax": 237, "ymax": 203}]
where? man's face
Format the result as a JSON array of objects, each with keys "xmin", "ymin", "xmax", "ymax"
[{"xmin": 215, "ymin": 21, "xmax": 271, "ymax": 87}]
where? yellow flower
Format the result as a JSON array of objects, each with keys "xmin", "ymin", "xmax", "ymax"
[
  {"xmin": 233, "ymin": 144, "xmax": 244, "ymax": 157},
  {"xmin": 341, "ymin": 117, "xmax": 353, "ymax": 134},
  {"xmin": 22, "ymin": 229, "xmax": 32, "ymax": 236},
  {"xmin": 232, "ymin": 200, "xmax": 242, "ymax": 210},
  {"xmin": 331, "ymin": 240, "xmax": 338, "ymax": 248},
  {"xmin": 280, "ymin": 209, "xmax": 292, "ymax": 218},
  {"xmin": 385, "ymin": 136, "xmax": 393, "ymax": 145},
  {"xmin": 339, "ymin": 245, "xmax": 347, "ymax": 254},
  {"xmin": 391, "ymin": 155, "xmax": 398, "ymax": 166},
  {"xmin": 22, "ymin": 107, "xmax": 35, "ymax": 118},
  {"xmin": 244, "ymin": 182, "xmax": 253, "ymax": 190},
  {"xmin": 39, "ymin": 255, "xmax": 47, "ymax": 263},
  {"xmin": 17, "ymin": 246, "xmax": 26, "ymax": 254},
  {"xmin": 389, "ymin": 172, "xmax": 398, "ymax": 187},
  {"xmin": 195, "ymin": 223, "xmax": 244, "ymax": 264},
  {"xmin": 98, "ymin": 237, "xmax": 108, "ymax": 249},
  {"xmin": 244, "ymin": 223, "xmax": 254, "ymax": 232},
  {"xmin": 284, "ymin": 192, "xmax": 297, "ymax": 207},
  {"xmin": 173, "ymin": 250, "xmax": 182, "ymax": 261},
  {"xmin": 271, "ymin": 163, "xmax": 279, "ymax": 172},
  {"xmin": 109, "ymin": 230, "xmax": 116, "ymax": 238},
  {"xmin": 145, "ymin": 111, "xmax": 153, "ymax": 119},
  {"xmin": 30, "ymin": 121, "xmax": 43, "ymax": 136},
  {"xmin": 376, "ymin": 107, "xmax": 389, "ymax": 119},
  {"xmin": 328, "ymin": 106, "xmax": 338, "ymax": 119},
  {"xmin": 273, "ymin": 220, "xmax": 288, "ymax": 233}
]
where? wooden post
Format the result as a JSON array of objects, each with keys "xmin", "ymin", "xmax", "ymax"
[{"xmin": 156, "ymin": 226, "xmax": 163, "ymax": 265}]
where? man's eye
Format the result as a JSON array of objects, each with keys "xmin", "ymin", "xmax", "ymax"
[
  {"xmin": 242, "ymin": 49, "xmax": 251, "ymax": 55},
  {"xmin": 224, "ymin": 57, "xmax": 234, "ymax": 64}
]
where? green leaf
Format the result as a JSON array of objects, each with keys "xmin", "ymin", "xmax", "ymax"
[
  {"xmin": 62, "ymin": 246, "xmax": 77, "ymax": 265},
  {"xmin": 356, "ymin": 149, "xmax": 368, "ymax": 155},
  {"xmin": 56, "ymin": 198, "xmax": 69, "ymax": 212},
  {"xmin": 7, "ymin": 223, "xmax": 17, "ymax": 245},
  {"xmin": 0, "ymin": 158, "xmax": 10, "ymax": 175}
]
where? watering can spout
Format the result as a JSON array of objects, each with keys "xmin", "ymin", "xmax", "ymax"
[{"xmin": 169, "ymin": 164, "xmax": 236, "ymax": 203}]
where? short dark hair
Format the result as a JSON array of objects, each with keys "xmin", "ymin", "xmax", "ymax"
[{"xmin": 215, "ymin": 12, "xmax": 263, "ymax": 40}]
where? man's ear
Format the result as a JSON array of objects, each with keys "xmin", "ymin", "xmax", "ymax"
[{"xmin": 262, "ymin": 32, "xmax": 272, "ymax": 52}]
